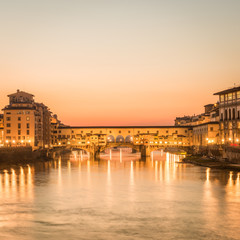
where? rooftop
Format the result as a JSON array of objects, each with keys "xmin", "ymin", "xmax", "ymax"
[{"xmin": 214, "ymin": 86, "xmax": 240, "ymax": 95}]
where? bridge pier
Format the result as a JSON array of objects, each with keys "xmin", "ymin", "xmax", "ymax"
[
  {"xmin": 140, "ymin": 145, "xmax": 151, "ymax": 157},
  {"xmin": 89, "ymin": 145, "xmax": 101, "ymax": 160}
]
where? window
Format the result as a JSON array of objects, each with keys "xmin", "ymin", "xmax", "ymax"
[
  {"xmin": 175, "ymin": 130, "xmax": 178, "ymax": 134},
  {"xmin": 147, "ymin": 131, "xmax": 149, "ymax": 134},
  {"xmin": 138, "ymin": 131, "xmax": 140, "ymax": 133},
  {"xmin": 6, "ymin": 117, "xmax": 11, "ymax": 121},
  {"xmin": 81, "ymin": 131, "xmax": 83, "ymax": 133},
  {"xmin": 72, "ymin": 130, "xmax": 74, "ymax": 133},
  {"xmin": 225, "ymin": 110, "xmax": 228, "ymax": 120},
  {"xmin": 6, "ymin": 112, "xmax": 11, "ymax": 115},
  {"xmin": 6, "ymin": 123, "xmax": 11, "ymax": 127},
  {"xmin": 229, "ymin": 109, "xmax": 232, "ymax": 120},
  {"xmin": 18, "ymin": 117, "xmax": 21, "ymax": 121},
  {"xmin": 233, "ymin": 93, "xmax": 236, "ymax": 100},
  {"xmin": 128, "ymin": 131, "xmax": 131, "ymax": 133},
  {"xmin": 27, "ymin": 130, "xmax": 30, "ymax": 135},
  {"xmin": 59, "ymin": 130, "xmax": 61, "ymax": 133},
  {"xmin": 100, "ymin": 131, "xmax": 102, "ymax": 134},
  {"xmin": 18, "ymin": 123, "xmax": 21, "ymax": 128},
  {"xmin": 221, "ymin": 113, "xmax": 223, "ymax": 120},
  {"xmin": 18, "ymin": 130, "xmax": 21, "ymax": 135},
  {"xmin": 210, "ymin": 127, "xmax": 213, "ymax": 131},
  {"xmin": 220, "ymin": 95, "xmax": 225, "ymax": 102},
  {"xmin": 233, "ymin": 109, "xmax": 236, "ymax": 119},
  {"xmin": 166, "ymin": 130, "xmax": 169, "ymax": 134},
  {"xmin": 228, "ymin": 93, "xmax": 232, "ymax": 101},
  {"xmin": 185, "ymin": 130, "xmax": 188, "ymax": 133},
  {"xmin": 238, "ymin": 91, "xmax": 240, "ymax": 99},
  {"xmin": 26, "ymin": 117, "xmax": 30, "ymax": 121},
  {"xmin": 119, "ymin": 131, "xmax": 121, "ymax": 133},
  {"xmin": 7, "ymin": 130, "xmax": 11, "ymax": 134},
  {"xmin": 18, "ymin": 136, "xmax": 21, "ymax": 140},
  {"xmin": 26, "ymin": 111, "xmax": 30, "ymax": 114},
  {"xmin": 27, "ymin": 123, "xmax": 30, "ymax": 129}
]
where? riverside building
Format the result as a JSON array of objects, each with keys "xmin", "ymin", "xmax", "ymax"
[
  {"xmin": 214, "ymin": 86, "xmax": 240, "ymax": 145},
  {"xmin": 2, "ymin": 90, "xmax": 52, "ymax": 148}
]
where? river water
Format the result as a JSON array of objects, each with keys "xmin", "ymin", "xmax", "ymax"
[{"xmin": 0, "ymin": 150, "xmax": 240, "ymax": 240}]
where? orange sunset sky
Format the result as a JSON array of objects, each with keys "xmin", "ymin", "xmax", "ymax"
[{"xmin": 0, "ymin": 0, "xmax": 239, "ymax": 126}]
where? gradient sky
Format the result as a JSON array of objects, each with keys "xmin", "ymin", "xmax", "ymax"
[{"xmin": 0, "ymin": 0, "xmax": 239, "ymax": 126}]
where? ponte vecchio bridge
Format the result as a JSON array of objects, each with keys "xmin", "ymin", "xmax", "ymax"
[{"xmin": 52, "ymin": 126, "xmax": 192, "ymax": 158}]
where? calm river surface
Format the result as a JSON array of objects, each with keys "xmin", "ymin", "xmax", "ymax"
[{"xmin": 0, "ymin": 150, "xmax": 240, "ymax": 240}]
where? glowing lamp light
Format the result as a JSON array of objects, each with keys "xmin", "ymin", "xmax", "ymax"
[
  {"xmin": 222, "ymin": 139, "xmax": 224, "ymax": 142},
  {"xmin": 229, "ymin": 138, "xmax": 232, "ymax": 141},
  {"xmin": 206, "ymin": 138, "xmax": 209, "ymax": 141},
  {"xmin": 165, "ymin": 142, "xmax": 168, "ymax": 144},
  {"xmin": 237, "ymin": 139, "xmax": 239, "ymax": 142},
  {"xmin": 87, "ymin": 141, "xmax": 90, "ymax": 144},
  {"xmin": 160, "ymin": 141, "xmax": 162, "ymax": 144},
  {"xmin": 6, "ymin": 140, "xmax": 9, "ymax": 143},
  {"xmin": 58, "ymin": 142, "xmax": 61, "ymax": 145},
  {"xmin": 12, "ymin": 140, "xmax": 16, "ymax": 143},
  {"xmin": 28, "ymin": 140, "xmax": 31, "ymax": 143},
  {"xmin": 21, "ymin": 140, "xmax": 24, "ymax": 143}
]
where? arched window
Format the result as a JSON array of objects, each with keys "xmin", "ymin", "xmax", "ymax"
[
  {"xmin": 116, "ymin": 135, "xmax": 124, "ymax": 143},
  {"xmin": 107, "ymin": 135, "xmax": 115, "ymax": 143},
  {"xmin": 125, "ymin": 135, "xmax": 133, "ymax": 143},
  {"xmin": 233, "ymin": 108, "xmax": 236, "ymax": 120}
]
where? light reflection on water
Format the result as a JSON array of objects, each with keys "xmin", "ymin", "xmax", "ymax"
[{"xmin": 0, "ymin": 150, "xmax": 240, "ymax": 240}]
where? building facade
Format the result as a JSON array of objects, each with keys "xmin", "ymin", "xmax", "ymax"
[
  {"xmin": 2, "ymin": 90, "xmax": 52, "ymax": 148},
  {"xmin": 214, "ymin": 87, "xmax": 240, "ymax": 145}
]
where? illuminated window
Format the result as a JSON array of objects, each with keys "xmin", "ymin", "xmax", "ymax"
[
  {"xmin": 228, "ymin": 93, "xmax": 232, "ymax": 101},
  {"xmin": 220, "ymin": 95, "xmax": 225, "ymax": 102},
  {"xmin": 233, "ymin": 92, "xmax": 236, "ymax": 100},
  {"xmin": 237, "ymin": 91, "xmax": 240, "ymax": 99}
]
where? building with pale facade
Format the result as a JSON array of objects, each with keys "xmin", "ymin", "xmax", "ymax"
[
  {"xmin": 192, "ymin": 122, "xmax": 219, "ymax": 146},
  {"xmin": 214, "ymin": 87, "xmax": 240, "ymax": 144},
  {"xmin": 2, "ymin": 90, "xmax": 52, "ymax": 148}
]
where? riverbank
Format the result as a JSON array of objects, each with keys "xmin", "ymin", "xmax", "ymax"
[
  {"xmin": 182, "ymin": 155, "xmax": 240, "ymax": 172},
  {"xmin": 0, "ymin": 147, "xmax": 53, "ymax": 172}
]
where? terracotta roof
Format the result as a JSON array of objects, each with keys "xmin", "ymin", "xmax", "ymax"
[{"xmin": 8, "ymin": 90, "xmax": 34, "ymax": 97}]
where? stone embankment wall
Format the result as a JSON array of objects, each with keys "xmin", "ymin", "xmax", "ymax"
[
  {"xmin": 0, "ymin": 147, "xmax": 51, "ymax": 162},
  {"xmin": 194, "ymin": 145, "xmax": 240, "ymax": 164}
]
